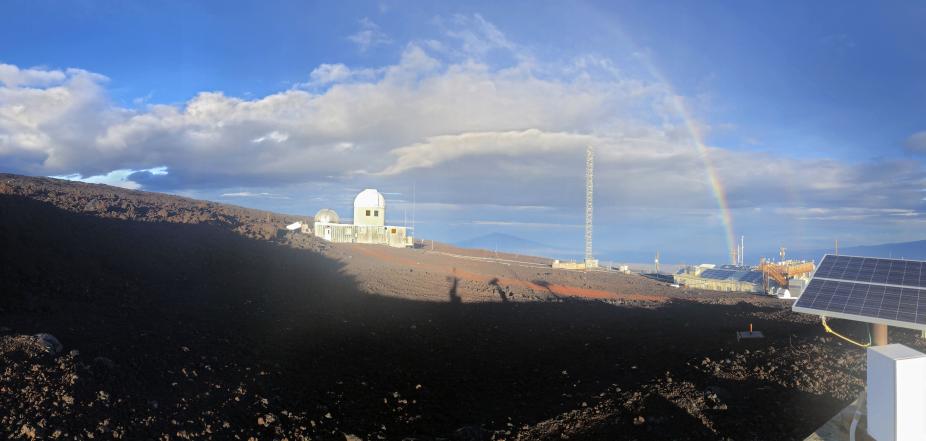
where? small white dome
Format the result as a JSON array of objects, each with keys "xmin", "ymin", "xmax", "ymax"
[
  {"xmin": 353, "ymin": 189, "xmax": 385, "ymax": 208},
  {"xmin": 314, "ymin": 208, "xmax": 340, "ymax": 224}
]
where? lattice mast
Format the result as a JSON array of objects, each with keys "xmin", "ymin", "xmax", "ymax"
[
  {"xmin": 740, "ymin": 235, "xmax": 745, "ymax": 267},
  {"xmin": 584, "ymin": 145, "xmax": 594, "ymax": 265}
]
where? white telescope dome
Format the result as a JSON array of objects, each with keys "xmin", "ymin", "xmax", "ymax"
[
  {"xmin": 354, "ymin": 189, "xmax": 385, "ymax": 208},
  {"xmin": 314, "ymin": 208, "xmax": 340, "ymax": 224}
]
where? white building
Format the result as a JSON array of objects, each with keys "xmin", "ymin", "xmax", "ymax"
[
  {"xmin": 353, "ymin": 188, "xmax": 385, "ymax": 227},
  {"xmin": 314, "ymin": 189, "xmax": 413, "ymax": 248}
]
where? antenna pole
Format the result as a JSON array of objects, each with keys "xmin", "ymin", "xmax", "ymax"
[{"xmin": 740, "ymin": 235, "xmax": 744, "ymax": 266}]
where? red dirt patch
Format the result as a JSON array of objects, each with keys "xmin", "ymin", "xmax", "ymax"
[{"xmin": 542, "ymin": 283, "xmax": 667, "ymax": 302}]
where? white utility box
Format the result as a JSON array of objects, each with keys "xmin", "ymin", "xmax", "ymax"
[{"xmin": 867, "ymin": 344, "xmax": 926, "ymax": 441}]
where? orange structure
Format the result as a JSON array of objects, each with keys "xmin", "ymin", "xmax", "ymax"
[{"xmin": 758, "ymin": 261, "xmax": 815, "ymax": 289}]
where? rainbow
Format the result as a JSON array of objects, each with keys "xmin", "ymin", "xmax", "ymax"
[
  {"xmin": 583, "ymin": 6, "xmax": 739, "ymax": 263},
  {"xmin": 668, "ymin": 93, "xmax": 738, "ymax": 264}
]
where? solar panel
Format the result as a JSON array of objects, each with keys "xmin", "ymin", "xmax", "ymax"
[
  {"xmin": 793, "ymin": 254, "xmax": 926, "ymax": 330},
  {"xmin": 700, "ymin": 269, "xmax": 731, "ymax": 280},
  {"xmin": 699, "ymin": 268, "xmax": 765, "ymax": 284},
  {"xmin": 740, "ymin": 272, "xmax": 764, "ymax": 284},
  {"xmin": 812, "ymin": 255, "xmax": 926, "ymax": 288}
]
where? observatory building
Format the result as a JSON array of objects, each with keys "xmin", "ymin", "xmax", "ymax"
[{"xmin": 313, "ymin": 189, "xmax": 413, "ymax": 248}]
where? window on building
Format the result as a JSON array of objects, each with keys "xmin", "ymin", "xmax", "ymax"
[
  {"xmin": 374, "ymin": 210, "xmax": 379, "ymax": 216},
  {"xmin": 366, "ymin": 210, "xmax": 370, "ymax": 216},
  {"xmin": 391, "ymin": 228, "xmax": 396, "ymax": 234}
]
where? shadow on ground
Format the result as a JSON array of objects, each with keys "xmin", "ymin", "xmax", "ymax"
[{"xmin": 0, "ymin": 195, "xmax": 846, "ymax": 440}]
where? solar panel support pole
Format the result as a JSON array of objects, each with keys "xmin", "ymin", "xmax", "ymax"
[{"xmin": 872, "ymin": 323, "xmax": 888, "ymax": 346}]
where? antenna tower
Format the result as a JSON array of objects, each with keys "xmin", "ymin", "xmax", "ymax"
[
  {"xmin": 584, "ymin": 145, "xmax": 595, "ymax": 267},
  {"xmin": 740, "ymin": 235, "xmax": 745, "ymax": 266}
]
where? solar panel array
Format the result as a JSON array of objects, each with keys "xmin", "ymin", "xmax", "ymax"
[
  {"xmin": 793, "ymin": 255, "xmax": 926, "ymax": 329},
  {"xmin": 699, "ymin": 268, "xmax": 765, "ymax": 284},
  {"xmin": 740, "ymin": 272, "xmax": 765, "ymax": 284}
]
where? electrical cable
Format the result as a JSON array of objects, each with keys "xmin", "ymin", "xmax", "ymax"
[{"xmin": 821, "ymin": 316, "xmax": 871, "ymax": 348}]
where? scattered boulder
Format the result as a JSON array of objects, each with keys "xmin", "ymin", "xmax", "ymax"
[{"xmin": 33, "ymin": 333, "xmax": 62, "ymax": 354}]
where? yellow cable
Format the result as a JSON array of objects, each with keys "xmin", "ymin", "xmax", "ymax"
[{"xmin": 821, "ymin": 316, "xmax": 871, "ymax": 348}]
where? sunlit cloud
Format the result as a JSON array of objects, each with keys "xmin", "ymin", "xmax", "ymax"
[{"xmin": 52, "ymin": 166, "xmax": 168, "ymax": 190}]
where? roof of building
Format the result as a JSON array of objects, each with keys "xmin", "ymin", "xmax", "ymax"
[
  {"xmin": 354, "ymin": 189, "xmax": 385, "ymax": 208},
  {"xmin": 314, "ymin": 208, "xmax": 340, "ymax": 224},
  {"xmin": 699, "ymin": 267, "xmax": 764, "ymax": 284}
]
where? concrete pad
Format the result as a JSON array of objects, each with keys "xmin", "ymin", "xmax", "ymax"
[
  {"xmin": 804, "ymin": 393, "xmax": 873, "ymax": 441},
  {"xmin": 736, "ymin": 331, "xmax": 764, "ymax": 341}
]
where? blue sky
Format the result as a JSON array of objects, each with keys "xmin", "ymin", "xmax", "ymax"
[{"xmin": 2, "ymin": 1, "xmax": 925, "ymax": 263}]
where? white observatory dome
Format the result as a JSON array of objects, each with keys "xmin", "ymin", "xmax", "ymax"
[
  {"xmin": 314, "ymin": 208, "xmax": 340, "ymax": 224},
  {"xmin": 353, "ymin": 189, "xmax": 385, "ymax": 208}
]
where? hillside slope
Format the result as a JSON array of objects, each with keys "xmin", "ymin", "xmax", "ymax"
[
  {"xmin": 1, "ymin": 173, "xmax": 921, "ymax": 440},
  {"xmin": 0, "ymin": 173, "xmax": 313, "ymax": 244}
]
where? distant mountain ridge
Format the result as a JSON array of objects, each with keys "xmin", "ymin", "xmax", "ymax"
[
  {"xmin": 791, "ymin": 239, "xmax": 926, "ymax": 262},
  {"xmin": 455, "ymin": 232, "xmax": 564, "ymax": 258}
]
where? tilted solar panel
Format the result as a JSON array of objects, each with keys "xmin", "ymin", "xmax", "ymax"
[
  {"xmin": 793, "ymin": 254, "xmax": 926, "ymax": 330},
  {"xmin": 812, "ymin": 255, "xmax": 926, "ymax": 288}
]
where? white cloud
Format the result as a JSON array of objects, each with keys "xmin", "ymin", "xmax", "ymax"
[
  {"xmin": 348, "ymin": 17, "xmax": 391, "ymax": 52},
  {"xmin": 443, "ymin": 14, "xmax": 517, "ymax": 57},
  {"xmin": 0, "ymin": 64, "xmax": 68, "ymax": 87},
  {"xmin": 0, "ymin": 14, "xmax": 924, "ymax": 232},
  {"xmin": 220, "ymin": 191, "xmax": 290, "ymax": 199},
  {"xmin": 252, "ymin": 131, "xmax": 289, "ymax": 144},
  {"xmin": 298, "ymin": 63, "xmax": 381, "ymax": 89},
  {"xmin": 772, "ymin": 207, "xmax": 922, "ymax": 222},
  {"xmin": 308, "ymin": 64, "xmax": 352, "ymax": 85},
  {"xmin": 377, "ymin": 129, "xmax": 597, "ymax": 175},
  {"xmin": 52, "ymin": 166, "xmax": 167, "ymax": 190}
]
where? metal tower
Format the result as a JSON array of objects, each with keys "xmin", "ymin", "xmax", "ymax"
[
  {"xmin": 740, "ymin": 235, "xmax": 745, "ymax": 266},
  {"xmin": 584, "ymin": 145, "xmax": 596, "ymax": 268}
]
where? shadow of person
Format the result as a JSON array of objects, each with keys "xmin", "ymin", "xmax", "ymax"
[
  {"xmin": 489, "ymin": 277, "xmax": 508, "ymax": 302},
  {"xmin": 447, "ymin": 268, "xmax": 461, "ymax": 304},
  {"xmin": 530, "ymin": 279, "xmax": 559, "ymax": 300}
]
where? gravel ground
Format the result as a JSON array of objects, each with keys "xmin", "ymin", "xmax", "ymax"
[{"xmin": 2, "ymin": 174, "xmax": 925, "ymax": 440}]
